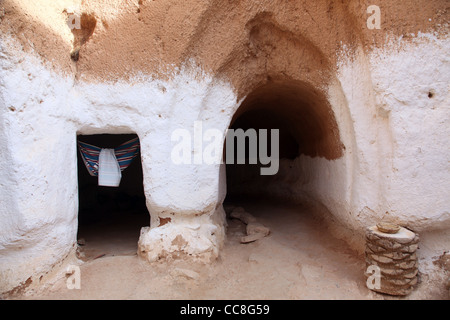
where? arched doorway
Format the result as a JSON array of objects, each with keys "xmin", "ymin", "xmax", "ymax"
[{"xmin": 225, "ymin": 79, "xmax": 344, "ymax": 203}]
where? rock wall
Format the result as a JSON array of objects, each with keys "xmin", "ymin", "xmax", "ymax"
[{"xmin": 0, "ymin": 0, "xmax": 448, "ymax": 294}]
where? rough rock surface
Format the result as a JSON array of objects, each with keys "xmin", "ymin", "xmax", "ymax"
[
  {"xmin": 229, "ymin": 207, "xmax": 270, "ymax": 244},
  {"xmin": 365, "ymin": 225, "xmax": 419, "ymax": 296}
]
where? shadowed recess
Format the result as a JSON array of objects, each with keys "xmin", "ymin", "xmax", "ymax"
[{"xmin": 230, "ymin": 80, "xmax": 344, "ymax": 160}]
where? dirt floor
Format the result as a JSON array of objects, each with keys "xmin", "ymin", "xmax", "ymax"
[{"xmin": 13, "ymin": 199, "xmax": 448, "ymax": 300}]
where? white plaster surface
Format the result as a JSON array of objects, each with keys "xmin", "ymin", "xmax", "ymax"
[
  {"xmin": 368, "ymin": 33, "xmax": 450, "ymax": 232},
  {"xmin": 0, "ymin": 36, "xmax": 238, "ymax": 292}
]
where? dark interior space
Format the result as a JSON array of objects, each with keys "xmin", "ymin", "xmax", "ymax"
[
  {"xmin": 224, "ymin": 107, "xmax": 299, "ymax": 203},
  {"xmin": 224, "ymin": 80, "xmax": 343, "ymax": 203},
  {"xmin": 76, "ymin": 134, "xmax": 149, "ymax": 258}
]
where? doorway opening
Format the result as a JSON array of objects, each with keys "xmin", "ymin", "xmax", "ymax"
[
  {"xmin": 223, "ymin": 80, "xmax": 344, "ymax": 237},
  {"xmin": 225, "ymin": 80, "xmax": 343, "ymax": 201},
  {"xmin": 76, "ymin": 133, "xmax": 149, "ymax": 259}
]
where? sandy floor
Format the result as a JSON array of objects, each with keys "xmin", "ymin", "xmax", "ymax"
[{"xmin": 16, "ymin": 200, "xmax": 447, "ymax": 300}]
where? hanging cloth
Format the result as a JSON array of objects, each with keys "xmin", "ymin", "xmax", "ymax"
[
  {"xmin": 78, "ymin": 140, "xmax": 101, "ymax": 177},
  {"xmin": 78, "ymin": 137, "xmax": 140, "ymax": 187},
  {"xmin": 113, "ymin": 137, "xmax": 141, "ymax": 171},
  {"xmin": 98, "ymin": 148, "xmax": 122, "ymax": 187}
]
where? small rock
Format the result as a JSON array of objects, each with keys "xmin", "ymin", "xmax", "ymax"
[
  {"xmin": 403, "ymin": 269, "xmax": 419, "ymax": 279},
  {"xmin": 366, "ymin": 242, "xmax": 387, "ymax": 253},
  {"xmin": 398, "ymin": 260, "xmax": 418, "ymax": 270},
  {"xmin": 370, "ymin": 254, "xmax": 393, "ymax": 264},
  {"xmin": 402, "ymin": 244, "xmax": 419, "ymax": 253},
  {"xmin": 241, "ymin": 232, "xmax": 266, "ymax": 244},
  {"xmin": 246, "ymin": 222, "xmax": 270, "ymax": 236},
  {"xmin": 384, "ymin": 277, "xmax": 416, "ymax": 286},
  {"xmin": 376, "ymin": 222, "xmax": 400, "ymax": 234},
  {"xmin": 170, "ymin": 267, "xmax": 199, "ymax": 280},
  {"xmin": 380, "ymin": 267, "xmax": 408, "ymax": 276},
  {"xmin": 384, "ymin": 251, "xmax": 410, "ymax": 260},
  {"xmin": 230, "ymin": 207, "xmax": 270, "ymax": 244},
  {"xmin": 375, "ymin": 239, "xmax": 403, "ymax": 250},
  {"xmin": 230, "ymin": 208, "xmax": 257, "ymax": 224}
]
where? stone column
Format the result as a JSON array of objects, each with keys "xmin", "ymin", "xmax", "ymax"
[{"xmin": 365, "ymin": 222, "xmax": 419, "ymax": 296}]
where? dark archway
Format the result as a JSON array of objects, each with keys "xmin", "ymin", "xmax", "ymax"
[
  {"xmin": 76, "ymin": 133, "xmax": 149, "ymax": 258},
  {"xmin": 225, "ymin": 79, "xmax": 344, "ymax": 202}
]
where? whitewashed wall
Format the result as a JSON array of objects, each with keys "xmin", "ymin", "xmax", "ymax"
[{"xmin": 1, "ymin": 32, "xmax": 449, "ymax": 294}]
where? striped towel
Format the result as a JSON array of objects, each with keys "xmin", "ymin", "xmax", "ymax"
[
  {"xmin": 78, "ymin": 137, "xmax": 140, "ymax": 186},
  {"xmin": 113, "ymin": 137, "xmax": 141, "ymax": 171}
]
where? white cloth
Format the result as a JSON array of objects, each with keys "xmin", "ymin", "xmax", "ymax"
[{"xmin": 98, "ymin": 148, "xmax": 122, "ymax": 187}]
